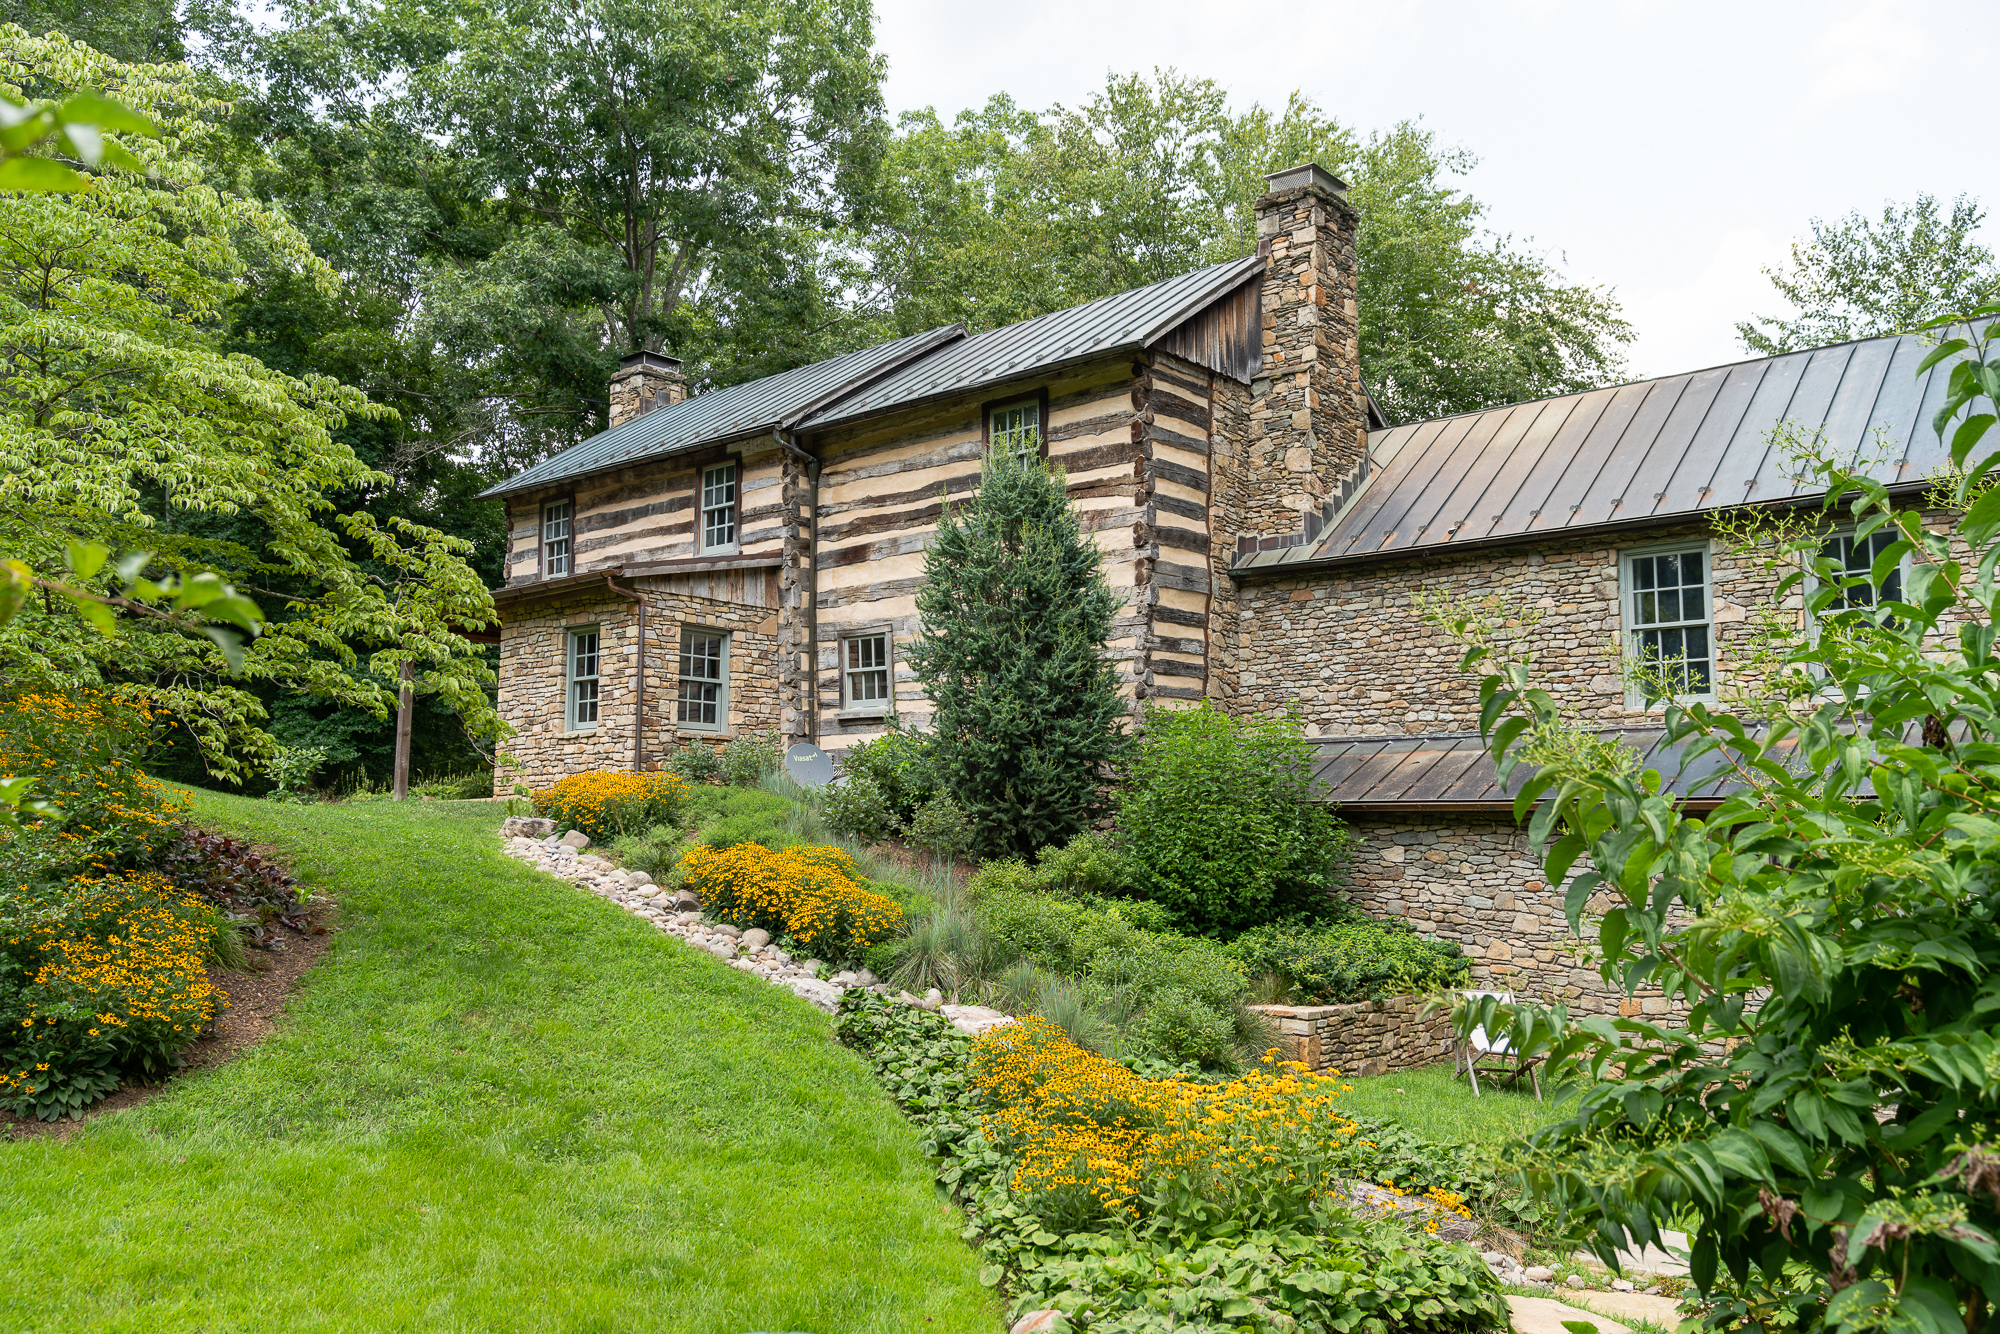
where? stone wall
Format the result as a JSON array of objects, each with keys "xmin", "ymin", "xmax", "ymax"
[
  {"xmin": 494, "ymin": 578, "xmax": 783, "ymax": 794},
  {"xmin": 1338, "ymin": 814, "xmax": 1627, "ymax": 1016},
  {"xmin": 1250, "ymin": 995, "xmax": 1455, "ymax": 1076}
]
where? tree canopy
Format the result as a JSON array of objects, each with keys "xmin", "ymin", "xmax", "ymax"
[
  {"xmin": 0, "ymin": 29, "xmax": 497, "ymax": 781},
  {"xmin": 1739, "ymin": 193, "xmax": 1998, "ymax": 354}
]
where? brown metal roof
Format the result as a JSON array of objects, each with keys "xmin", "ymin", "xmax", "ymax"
[
  {"xmin": 1311, "ymin": 729, "xmax": 1752, "ymax": 812},
  {"xmin": 1239, "ymin": 329, "xmax": 1969, "ymax": 574}
]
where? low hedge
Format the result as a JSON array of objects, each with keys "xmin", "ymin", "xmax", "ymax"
[{"xmin": 1228, "ymin": 921, "xmax": 1469, "ymax": 1005}]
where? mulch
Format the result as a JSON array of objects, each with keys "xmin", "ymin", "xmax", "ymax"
[{"xmin": 2, "ymin": 889, "xmax": 338, "ymax": 1143}]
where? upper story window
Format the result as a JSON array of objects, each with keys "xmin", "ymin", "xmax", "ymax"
[
  {"xmin": 1622, "ymin": 543, "xmax": 1714, "ymax": 705},
  {"xmin": 988, "ymin": 399, "xmax": 1042, "ymax": 466},
  {"xmin": 543, "ymin": 500, "xmax": 572, "ymax": 577},
  {"xmin": 567, "ymin": 627, "xmax": 599, "ymax": 731},
  {"xmin": 1814, "ymin": 528, "xmax": 1905, "ymax": 612},
  {"xmin": 677, "ymin": 627, "xmax": 728, "ymax": 732},
  {"xmin": 842, "ymin": 631, "xmax": 892, "ymax": 714},
  {"xmin": 701, "ymin": 462, "xmax": 738, "ymax": 552}
]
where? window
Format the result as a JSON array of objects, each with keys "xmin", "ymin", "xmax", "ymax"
[
  {"xmin": 542, "ymin": 500, "xmax": 572, "ymax": 578},
  {"xmin": 988, "ymin": 399, "xmax": 1042, "ymax": 466},
  {"xmin": 1622, "ymin": 545, "xmax": 1714, "ymax": 704},
  {"xmin": 677, "ymin": 627, "xmax": 728, "ymax": 731},
  {"xmin": 1815, "ymin": 529, "xmax": 1905, "ymax": 611},
  {"xmin": 842, "ymin": 632, "xmax": 892, "ymax": 713},
  {"xmin": 700, "ymin": 462, "xmax": 738, "ymax": 552},
  {"xmin": 567, "ymin": 627, "xmax": 599, "ymax": 731}
]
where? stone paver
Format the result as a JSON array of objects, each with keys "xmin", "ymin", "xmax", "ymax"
[
  {"xmin": 1508, "ymin": 1296, "xmax": 1631, "ymax": 1334},
  {"xmin": 1565, "ymin": 1292, "xmax": 1682, "ymax": 1326}
]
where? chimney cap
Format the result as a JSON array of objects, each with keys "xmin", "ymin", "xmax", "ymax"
[
  {"xmin": 1262, "ymin": 163, "xmax": 1348, "ymax": 199},
  {"xmin": 617, "ymin": 348, "xmax": 684, "ymax": 373}
]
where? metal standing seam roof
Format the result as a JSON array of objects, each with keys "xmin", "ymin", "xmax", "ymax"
[
  {"xmin": 798, "ymin": 254, "xmax": 1270, "ymax": 430},
  {"xmin": 1311, "ymin": 729, "xmax": 1771, "ymax": 810},
  {"xmin": 476, "ymin": 324, "xmax": 965, "ymax": 501},
  {"xmin": 1237, "ymin": 329, "xmax": 1973, "ymax": 572}
]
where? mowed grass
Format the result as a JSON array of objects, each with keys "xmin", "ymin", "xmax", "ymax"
[
  {"xmin": 1339, "ymin": 1059, "xmax": 1572, "ymax": 1149},
  {"xmin": 0, "ymin": 789, "xmax": 997, "ymax": 1334}
]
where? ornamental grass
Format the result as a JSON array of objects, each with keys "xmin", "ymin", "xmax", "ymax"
[
  {"xmin": 1, "ymin": 870, "xmax": 226, "ymax": 1118},
  {"xmin": 970, "ymin": 1015, "xmax": 1471, "ymax": 1234},
  {"xmin": 532, "ymin": 770, "xmax": 691, "ymax": 842},
  {"xmin": 677, "ymin": 841, "xmax": 902, "ymax": 959}
]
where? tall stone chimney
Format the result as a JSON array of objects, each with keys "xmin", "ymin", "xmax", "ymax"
[
  {"xmin": 1242, "ymin": 163, "xmax": 1367, "ymax": 542},
  {"xmin": 608, "ymin": 350, "xmax": 686, "ymax": 429}
]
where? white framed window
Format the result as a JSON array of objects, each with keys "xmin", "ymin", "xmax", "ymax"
[
  {"xmin": 566, "ymin": 627, "xmax": 600, "ymax": 731},
  {"xmin": 988, "ymin": 399, "xmax": 1042, "ymax": 466},
  {"xmin": 842, "ymin": 632, "xmax": 892, "ymax": 713},
  {"xmin": 542, "ymin": 500, "xmax": 572, "ymax": 578},
  {"xmin": 1812, "ymin": 528, "xmax": 1906, "ymax": 613},
  {"xmin": 700, "ymin": 462, "xmax": 738, "ymax": 552},
  {"xmin": 1621, "ymin": 543, "xmax": 1715, "ymax": 706},
  {"xmin": 676, "ymin": 627, "xmax": 728, "ymax": 732}
]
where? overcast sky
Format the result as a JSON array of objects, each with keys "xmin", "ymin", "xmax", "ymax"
[{"xmin": 871, "ymin": 0, "xmax": 1995, "ymax": 382}]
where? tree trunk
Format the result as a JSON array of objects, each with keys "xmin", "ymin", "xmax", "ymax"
[{"xmin": 393, "ymin": 660, "xmax": 415, "ymax": 801}]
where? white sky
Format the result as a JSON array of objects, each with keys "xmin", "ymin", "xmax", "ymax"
[{"xmin": 872, "ymin": 0, "xmax": 1996, "ymax": 381}]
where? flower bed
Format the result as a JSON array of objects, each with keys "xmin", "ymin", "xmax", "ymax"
[
  {"xmin": 532, "ymin": 770, "xmax": 690, "ymax": 843},
  {"xmin": 836, "ymin": 992, "xmax": 1507, "ymax": 1333},
  {"xmin": 678, "ymin": 841, "xmax": 902, "ymax": 960}
]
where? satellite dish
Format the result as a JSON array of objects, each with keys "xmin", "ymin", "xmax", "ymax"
[{"xmin": 783, "ymin": 742, "xmax": 835, "ymax": 787}]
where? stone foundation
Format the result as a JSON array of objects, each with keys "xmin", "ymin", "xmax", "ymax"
[{"xmin": 1250, "ymin": 995, "xmax": 1454, "ymax": 1076}]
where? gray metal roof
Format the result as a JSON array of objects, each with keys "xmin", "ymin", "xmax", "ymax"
[
  {"xmin": 478, "ymin": 325, "xmax": 964, "ymax": 500},
  {"xmin": 1312, "ymin": 729, "xmax": 1753, "ymax": 810},
  {"xmin": 799, "ymin": 255, "xmax": 1269, "ymax": 429},
  {"xmin": 1238, "ymin": 329, "xmax": 1973, "ymax": 572}
]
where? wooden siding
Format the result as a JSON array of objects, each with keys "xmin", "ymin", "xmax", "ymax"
[{"xmin": 1155, "ymin": 277, "xmax": 1261, "ymax": 384}]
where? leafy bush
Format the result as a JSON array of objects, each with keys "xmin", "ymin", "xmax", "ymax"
[
  {"xmin": 1117, "ymin": 702, "xmax": 1357, "ymax": 936},
  {"xmin": 1229, "ymin": 920, "xmax": 1469, "ymax": 1004},
  {"xmin": 661, "ymin": 741, "xmax": 721, "ymax": 784},
  {"xmin": 411, "ymin": 769, "xmax": 493, "ymax": 801},
  {"xmin": 835, "ymin": 992, "xmax": 1508, "ymax": 1334},
  {"xmin": 0, "ymin": 871, "xmax": 227, "ymax": 1119},
  {"xmin": 819, "ymin": 773, "xmax": 896, "ymax": 843},
  {"xmin": 531, "ymin": 770, "xmax": 690, "ymax": 842},
  {"xmin": 841, "ymin": 730, "xmax": 937, "ymax": 826},
  {"xmin": 0, "ymin": 691, "xmax": 183, "ymax": 883},
  {"xmin": 904, "ymin": 793, "xmax": 973, "ymax": 863},
  {"xmin": 718, "ymin": 730, "xmax": 780, "ymax": 788},
  {"xmin": 1030, "ymin": 829, "xmax": 1133, "ymax": 898},
  {"xmin": 264, "ymin": 743, "xmax": 329, "ymax": 802},
  {"xmin": 607, "ymin": 825, "xmax": 686, "ymax": 882},
  {"xmin": 677, "ymin": 841, "xmax": 902, "ymax": 961}
]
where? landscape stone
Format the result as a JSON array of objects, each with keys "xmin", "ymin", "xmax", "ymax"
[
  {"xmin": 558, "ymin": 829, "xmax": 590, "ymax": 849},
  {"xmin": 1507, "ymin": 1297, "xmax": 1631, "ymax": 1334},
  {"xmin": 741, "ymin": 928, "xmax": 771, "ymax": 948},
  {"xmin": 1010, "ymin": 1313, "xmax": 1062, "ymax": 1334},
  {"xmin": 1524, "ymin": 1266, "xmax": 1555, "ymax": 1282},
  {"xmin": 712, "ymin": 923, "xmax": 741, "ymax": 938},
  {"xmin": 627, "ymin": 870, "xmax": 653, "ymax": 887},
  {"xmin": 499, "ymin": 816, "xmax": 554, "ymax": 838},
  {"xmin": 707, "ymin": 941, "xmax": 738, "ymax": 960},
  {"xmin": 1566, "ymin": 1275, "xmax": 1588, "ymax": 1289},
  {"xmin": 1563, "ymin": 1292, "xmax": 1682, "ymax": 1326},
  {"xmin": 1611, "ymin": 1280, "xmax": 1633, "ymax": 1293},
  {"xmin": 940, "ymin": 1005, "xmax": 1016, "ymax": 1037},
  {"xmin": 785, "ymin": 977, "xmax": 841, "ymax": 1013}
]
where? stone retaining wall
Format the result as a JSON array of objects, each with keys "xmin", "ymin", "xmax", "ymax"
[{"xmin": 1250, "ymin": 995, "xmax": 1455, "ymax": 1077}]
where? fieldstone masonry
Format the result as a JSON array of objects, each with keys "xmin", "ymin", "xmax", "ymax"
[{"xmin": 1251, "ymin": 995, "xmax": 1455, "ymax": 1076}]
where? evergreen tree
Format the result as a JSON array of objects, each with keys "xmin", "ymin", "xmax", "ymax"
[{"xmin": 906, "ymin": 454, "xmax": 1126, "ymax": 858}]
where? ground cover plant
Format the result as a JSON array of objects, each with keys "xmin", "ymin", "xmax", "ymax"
[
  {"xmin": 1230, "ymin": 920, "xmax": 1469, "ymax": 1005},
  {"xmin": 0, "ymin": 788, "xmax": 997, "ymax": 1332},
  {"xmin": 1422, "ymin": 312, "xmax": 2000, "ymax": 1334},
  {"xmin": 836, "ymin": 991, "xmax": 1510, "ymax": 1333}
]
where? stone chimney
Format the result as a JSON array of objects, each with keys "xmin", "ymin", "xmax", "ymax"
[
  {"xmin": 608, "ymin": 350, "xmax": 686, "ymax": 429},
  {"xmin": 1243, "ymin": 163, "xmax": 1367, "ymax": 541}
]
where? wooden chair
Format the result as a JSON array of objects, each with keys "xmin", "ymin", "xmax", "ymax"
[{"xmin": 1454, "ymin": 989, "xmax": 1543, "ymax": 1100}]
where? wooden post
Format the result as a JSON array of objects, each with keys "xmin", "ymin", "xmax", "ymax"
[{"xmin": 392, "ymin": 659, "xmax": 414, "ymax": 801}]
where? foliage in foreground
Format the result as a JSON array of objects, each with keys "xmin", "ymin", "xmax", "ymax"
[
  {"xmin": 835, "ymin": 992, "xmax": 1508, "ymax": 1334},
  {"xmin": 1436, "ymin": 311, "xmax": 2000, "ymax": 1334},
  {"xmin": 908, "ymin": 455, "xmax": 1128, "ymax": 859}
]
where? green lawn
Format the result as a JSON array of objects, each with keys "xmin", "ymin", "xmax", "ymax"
[
  {"xmin": 1339, "ymin": 1059, "xmax": 1572, "ymax": 1149},
  {"xmin": 1, "ymin": 790, "xmax": 996, "ymax": 1334}
]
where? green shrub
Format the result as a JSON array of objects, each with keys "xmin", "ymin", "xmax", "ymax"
[
  {"xmin": 1136, "ymin": 984, "xmax": 1236, "ymax": 1067},
  {"xmin": 1117, "ymin": 701, "xmax": 1357, "ymax": 936},
  {"xmin": 608, "ymin": 825, "xmax": 687, "ymax": 881},
  {"xmin": 662, "ymin": 741, "xmax": 721, "ymax": 784},
  {"xmin": 1031, "ymin": 829, "xmax": 1132, "ymax": 897},
  {"xmin": 1229, "ymin": 920, "xmax": 1469, "ymax": 1004},
  {"xmin": 718, "ymin": 730, "xmax": 780, "ymax": 788},
  {"xmin": 412, "ymin": 769, "xmax": 493, "ymax": 801},
  {"xmin": 818, "ymin": 773, "xmax": 896, "ymax": 844},
  {"xmin": 903, "ymin": 793, "xmax": 972, "ymax": 863}
]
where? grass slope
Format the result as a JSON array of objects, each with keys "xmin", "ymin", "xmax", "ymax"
[
  {"xmin": 0, "ymin": 790, "xmax": 996, "ymax": 1334},
  {"xmin": 1340, "ymin": 1060, "xmax": 1569, "ymax": 1149}
]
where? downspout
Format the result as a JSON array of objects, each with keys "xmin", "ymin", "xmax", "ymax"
[
  {"xmin": 774, "ymin": 428, "xmax": 820, "ymax": 742},
  {"xmin": 603, "ymin": 574, "xmax": 645, "ymax": 772}
]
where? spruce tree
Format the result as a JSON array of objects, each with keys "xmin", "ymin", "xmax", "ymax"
[{"xmin": 906, "ymin": 453, "xmax": 1127, "ymax": 858}]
